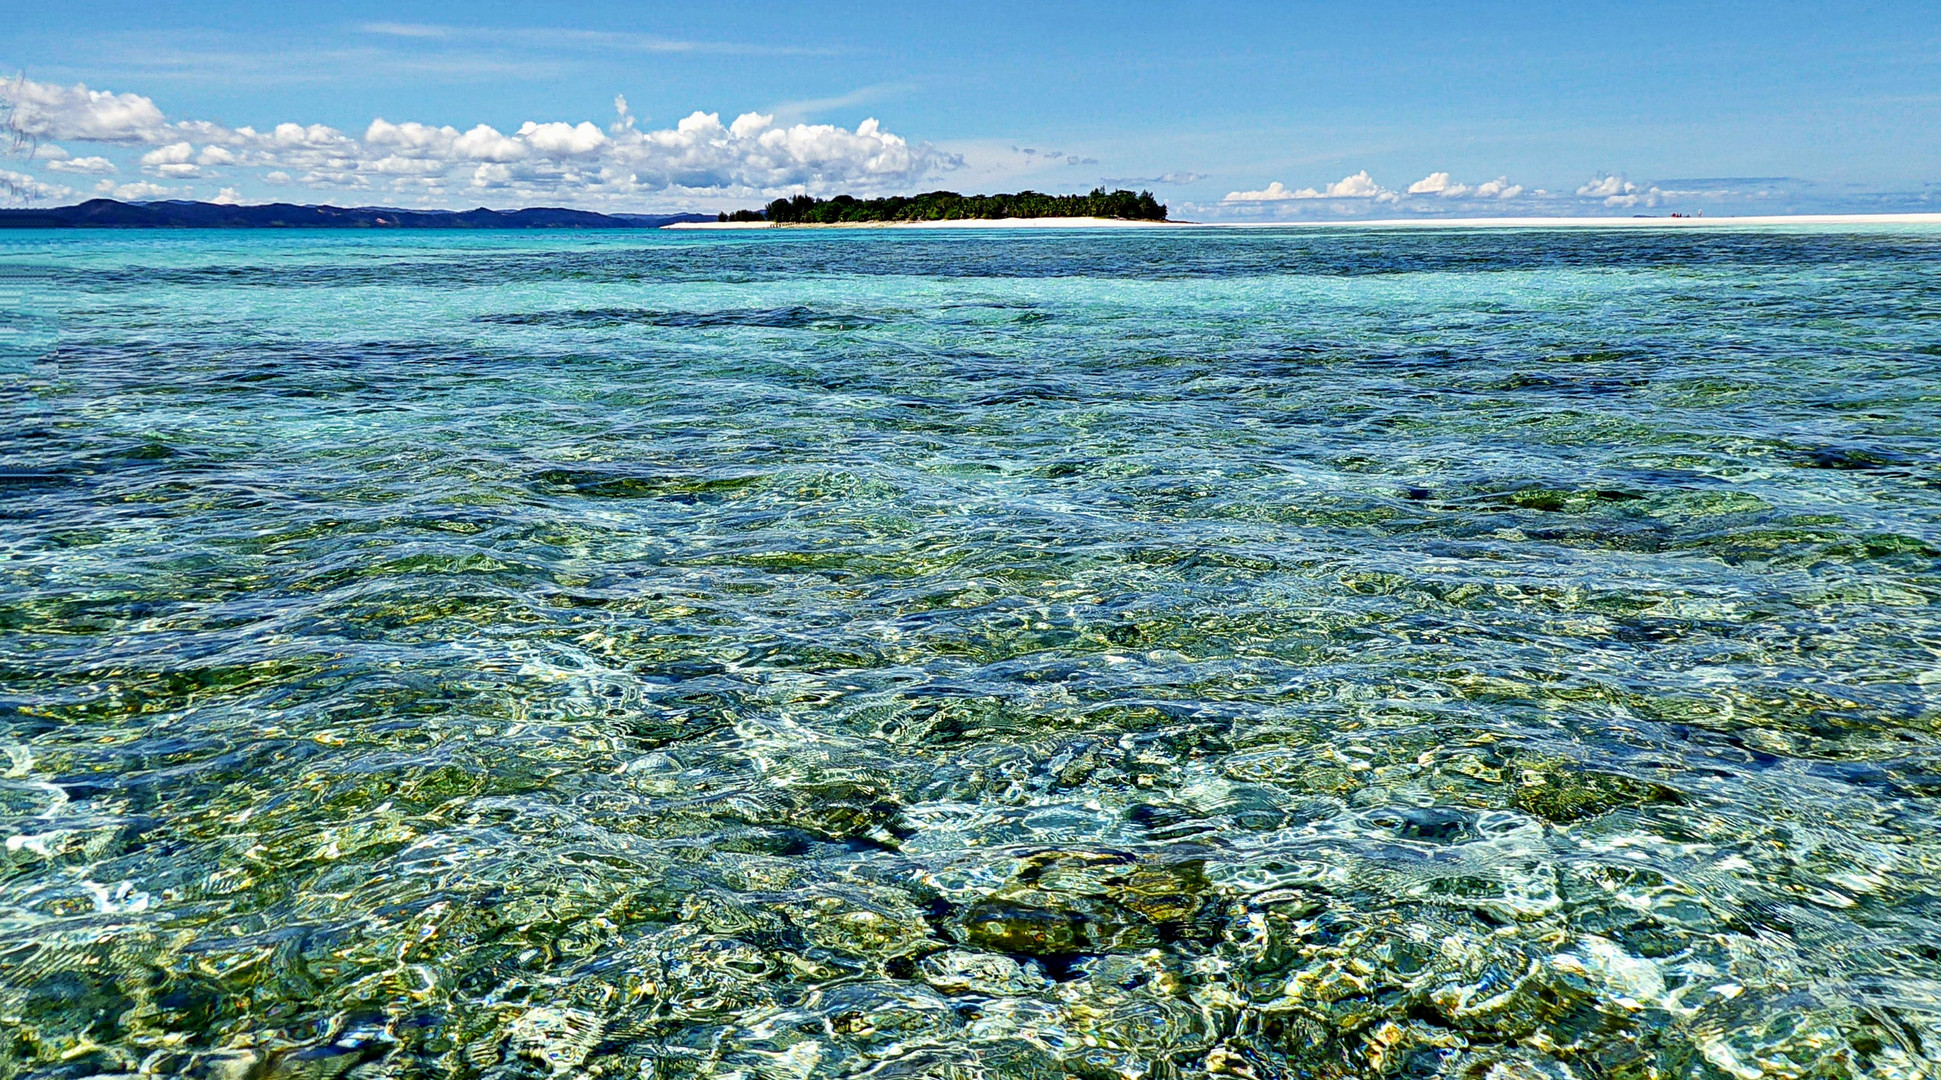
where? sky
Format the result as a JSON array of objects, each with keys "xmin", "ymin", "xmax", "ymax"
[{"xmin": 3, "ymin": 0, "xmax": 1939, "ymax": 219}]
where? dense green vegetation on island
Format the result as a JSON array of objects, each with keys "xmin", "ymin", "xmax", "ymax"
[{"xmin": 716, "ymin": 187, "xmax": 1168, "ymax": 224}]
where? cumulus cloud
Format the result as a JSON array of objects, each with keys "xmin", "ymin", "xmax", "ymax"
[
  {"xmin": 212, "ymin": 187, "xmax": 243, "ymax": 205},
  {"xmin": 93, "ymin": 179, "xmax": 179, "ymax": 201},
  {"xmin": 1, "ymin": 168, "xmax": 74, "ymax": 203},
  {"xmin": 1403, "ymin": 172, "xmax": 1525, "ymax": 200},
  {"xmin": 364, "ymin": 119, "xmax": 452, "ymax": 154},
  {"xmin": 1224, "ymin": 171, "xmax": 1530, "ymax": 210},
  {"xmin": 1577, "ymin": 175, "xmax": 1630, "ymax": 198},
  {"xmin": 1224, "ymin": 181, "xmax": 1294, "ymax": 202},
  {"xmin": 2, "ymin": 78, "xmax": 169, "ymax": 143},
  {"xmin": 363, "ymin": 119, "xmax": 528, "ymax": 163},
  {"xmin": 1408, "ymin": 171, "xmax": 1465, "ymax": 197},
  {"xmin": 1578, "ymin": 173, "xmax": 1660, "ymax": 208},
  {"xmin": 454, "ymin": 125, "xmax": 526, "ymax": 161},
  {"xmin": 1318, "ymin": 171, "xmax": 1386, "ymax": 198},
  {"xmin": 518, "ymin": 120, "xmax": 608, "ymax": 156},
  {"xmin": 46, "ymin": 155, "xmax": 118, "ymax": 175},
  {"xmin": 140, "ymin": 141, "xmax": 202, "ymax": 178},
  {"xmin": 2, "ymin": 75, "xmax": 957, "ymax": 206},
  {"xmin": 1225, "ymin": 171, "xmax": 1397, "ymax": 202}
]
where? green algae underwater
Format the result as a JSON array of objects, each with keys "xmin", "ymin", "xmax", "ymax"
[{"xmin": 2, "ymin": 224, "xmax": 1940, "ymax": 1080}]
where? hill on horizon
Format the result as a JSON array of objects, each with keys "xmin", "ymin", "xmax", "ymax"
[{"xmin": 0, "ymin": 199, "xmax": 713, "ymax": 229}]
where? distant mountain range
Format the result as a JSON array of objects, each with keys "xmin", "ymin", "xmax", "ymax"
[{"xmin": 0, "ymin": 199, "xmax": 714, "ymax": 229}]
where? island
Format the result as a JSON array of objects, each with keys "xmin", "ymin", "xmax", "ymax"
[{"xmin": 723, "ymin": 188, "xmax": 1168, "ymax": 224}]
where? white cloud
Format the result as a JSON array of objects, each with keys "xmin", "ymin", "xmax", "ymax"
[
  {"xmin": 140, "ymin": 142, "xmax": 192, "ymax": 164},
  {"xmin": 94, "ymin": 179, "xmax": 180, "ymax": 201},
  {"xmin": 1409, "ymin": 172, "xmax": 1466, "ymax": 197},
  {"xmin": 364, "ymin": 119, "xmax": 454, "ymax": 153},
  {"xmin": 367, "ymin": 154, "xmax": 452, "ymax": 177},
  {"xmin": 140, "ymin": 141, "xmax": 203, "ymax": 178},
  {"xmin": 4, "ymin": 75, "xmax": 954, "ymax": 205},
  {"xmin": 2, "ymin": 79, "xmax": 169, "ymax": 143},
  {"xmin": 1228, "ymin": 171, "xmax": 1528, "ymax": 209},
  {"xmin": 1224, "ymin": 181, "xmax": 1299, "ymax": 202},
  {"xmin": 1473, "ymin": 177, "xmax": 1524, "ymax": 199},
  {"xmin": 610, "ymin": 95, "xmax": 637, "ymax": 134},
  {"xmin": 1320, "ymin": 171, "xmax": 1386, "ymax": 198},
  {"xmin": 1578, "ymin": 173, "xmax": 1660, "ymax": 208},
  {"xmin": 1577, "ymin": 175, "xmax": 1630, "ymax": 198},
  {"xmin": 1225, "ymin": 171, "xmax": 1394, "ymax": 202},
  {"xmin": 212, "ymin": 186, "xmax": 243, "ymax": 205},
  {"xmin": 270, "ymin": 122, "xmax": 356, "ymax": 151},
  {"xmin": 454, "ymin": 125, "xmax": 526, "ymax": 162},
  {"xmin": 46, "ymin": 155, "xmax": 119, "ymax": 175},
  {"xmin": 516, "ymin": 120, "xmax": 608, "ymax": 156},
  {"xmin": 1406, "ymin": 172, "xmax": 1524, "ymax": 200},
  {"xmin": 1, "ymin": 168, "xmax": 74, "ymax": 203}
]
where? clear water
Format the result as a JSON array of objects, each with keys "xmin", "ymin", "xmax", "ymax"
[{"xmin": 3, "ymin": 226, "xmax": 1940, "ymax": 1080}]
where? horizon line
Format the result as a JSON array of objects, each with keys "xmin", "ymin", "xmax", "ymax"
[{"xmin": 8, "ymin": 199, "xmax": 1941, "ymax": 231}]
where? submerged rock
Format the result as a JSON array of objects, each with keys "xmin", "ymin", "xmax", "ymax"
[
  {"xmin": 960, "ymin": 902, "xmax": 1092, "ymax": 956},
  {"xmin": 783, "ymin": 777, "xmax": 913, "ymax": 846},
  {"xmin": 1509, "ymin": 760, "xmax": 1683, "ymax": 823},
  {"xmin": 955, "ymin": 850, "xmax": 1215, "ymax": 958},
  {"xmin": 918, "ymin": 949, "xmax": 1052, "ymax": 996}
]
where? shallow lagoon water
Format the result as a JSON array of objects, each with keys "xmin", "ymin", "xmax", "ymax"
[{"xmin": 2, "ymin": 225, "xmax": 1940, "ymax": 1080}]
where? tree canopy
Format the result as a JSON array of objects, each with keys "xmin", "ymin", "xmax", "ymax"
[{"xmin": 747, "ymin": 188, "xmax": 1167, "ymax": 224}]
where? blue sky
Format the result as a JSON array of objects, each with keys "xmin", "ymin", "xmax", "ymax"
[{"xmin": 4, "ymin": 0, "xmax": 1938, "ymax": 218}]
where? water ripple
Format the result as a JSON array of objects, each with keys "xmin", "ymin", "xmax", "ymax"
[{"xmin": 2, "ymin": 226, "xmax": 1939, "ymax": 1079}]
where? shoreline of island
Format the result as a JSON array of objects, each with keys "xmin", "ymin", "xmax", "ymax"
[
  {"xmin": 670, "ymin": 212, "xmax": 1941, "ymax": 231},
  {"xmin": 667, "ymin": 216, "xmax": 1178, "ymax": 230}
]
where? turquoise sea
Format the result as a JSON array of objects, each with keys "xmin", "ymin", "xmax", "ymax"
[{"xmin": 3, "ymin": 225, "xmax": 1940, "ymax": 1080}]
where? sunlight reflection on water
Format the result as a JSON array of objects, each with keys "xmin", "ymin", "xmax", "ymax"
[{"xmin": 2, "ymin": 225, "xmax": 1939, "ymax": 1079}]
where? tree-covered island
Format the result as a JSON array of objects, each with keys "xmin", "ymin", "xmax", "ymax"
[{"xmin": 717, "ymin": 187, "xmax": 1167, "ymax": 224}]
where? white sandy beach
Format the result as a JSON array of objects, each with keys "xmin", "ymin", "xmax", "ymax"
[
  {"xmin": 667, "ymin": 216, "xmax": 1177, "ymax": 230},
  {"xmin": 669, "ymin": 212, "xmax": 1941, "ymax": 231}
]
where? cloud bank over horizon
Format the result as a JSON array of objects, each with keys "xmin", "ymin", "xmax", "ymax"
[
  {"xmin": 3, "ymin": 74, "xmax": 1931, "ymax": 219},
  {"xmin": 1194, "ymin": 170, "xmax": 1830, "ymax": 220},
  {"xmin": 1, "ymin": 76, "xmax": 960, "ymax": 208},
  {"xmin": 1219, "ymin": 170, "xmax": 1530, "ymax": 212}
]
